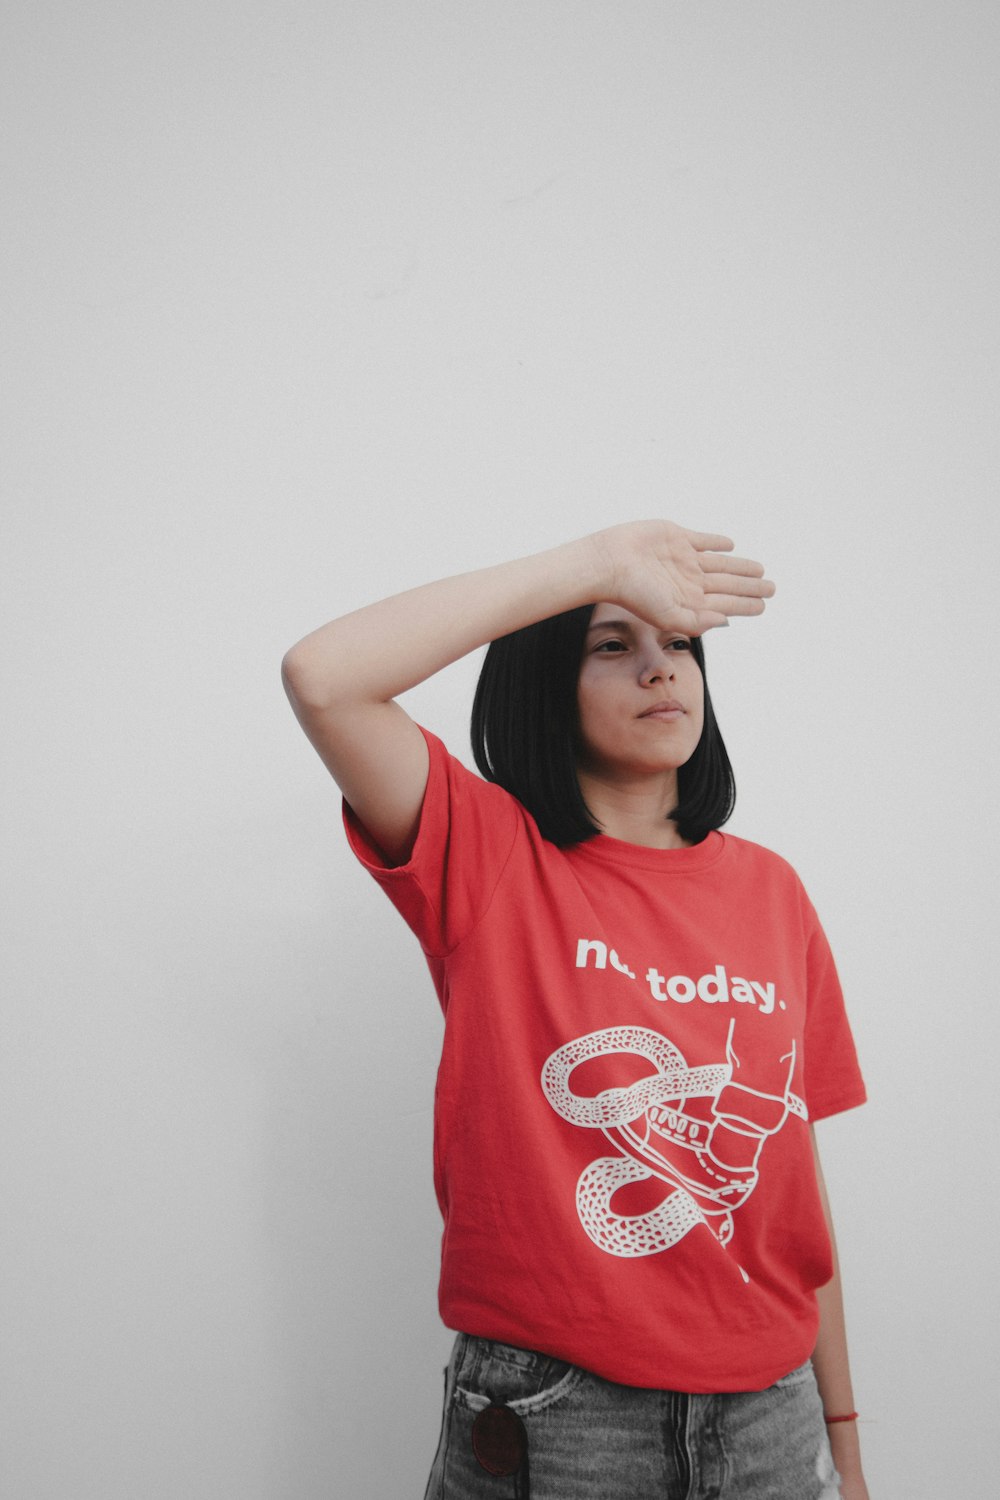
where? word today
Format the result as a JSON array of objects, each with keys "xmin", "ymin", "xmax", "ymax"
[{"xmin": 575, "ymin": 939, "xmax": 787, "ymax": 1015}]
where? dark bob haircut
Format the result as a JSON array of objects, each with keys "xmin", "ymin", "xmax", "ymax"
[{"xmin": 470, "ymin": 603, "xmax": 735, "ymax": 848}]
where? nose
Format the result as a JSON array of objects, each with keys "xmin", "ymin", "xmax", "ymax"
[{"xmin": 639, "ymin": 645, "xmax": 676, "ymax": 683}]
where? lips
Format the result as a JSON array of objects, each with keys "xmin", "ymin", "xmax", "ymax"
[{"xmin": 639, "ymin": 700, "xmax": 685, "ymax": 717}]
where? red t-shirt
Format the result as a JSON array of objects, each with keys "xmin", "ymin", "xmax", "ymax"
[{"xmin": 342, "ymin": 724, "xmax": 867, "ymax": 1392}]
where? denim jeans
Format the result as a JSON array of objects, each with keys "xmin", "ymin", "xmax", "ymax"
[{"xmin": 423, "ymin": 1334, "xmax": 842, "ymax": 1500}]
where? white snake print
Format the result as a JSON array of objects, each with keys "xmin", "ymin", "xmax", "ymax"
[{"xmin": 541, "ymin": 1020, "xmax": 805, "ymax": 1259}]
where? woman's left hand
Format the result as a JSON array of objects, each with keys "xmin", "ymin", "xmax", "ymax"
[{"xmin": 829, "ymin": 1426, "xmax": 869, "ymax": 1500}]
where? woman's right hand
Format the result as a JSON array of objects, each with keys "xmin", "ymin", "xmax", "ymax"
[
  {"xmin": 583, "ymin": 520, "xmax": 776, "ymax": 636},
  {"xmin": 282, "ymin": 517, "xmax": 773, "ymax": 863}
]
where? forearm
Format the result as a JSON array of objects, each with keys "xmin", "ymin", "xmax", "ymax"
[
  {"xmin": 810, "ymin": 1127, "xmax": 868, "ymax": 1496},
  {"xmin": 281, "ymin": 519, "xmax": 772, "ymax": 706},
  {"xmin": 281, "ymin": 533, "xmax": 606, "ymax": 707},
  {"xmin": 813, "ymin": 1263, "xmax": 864, "ymax": 1486}
]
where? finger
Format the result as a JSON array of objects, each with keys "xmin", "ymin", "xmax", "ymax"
[
  {"xmin": 663, "ymin": 604, "xmax": 724, "ymax": 637},
  {"xmin": 679, "ymin": 529, "xmax": 735, "ymax": 552},
  {"xmin": 700, "ymin": 570, "xmax": 776, "ymax": 596},
  {"xmin": 690, "ymin": 612, "xmax": 731, "ymax": 634},
  {"xmin": 697, "ymin": 553, "xmax": 768, "ymax": 579},
  {"xmin": 702, "ymin": 594, "xmax": 770, "ymax": 616}
]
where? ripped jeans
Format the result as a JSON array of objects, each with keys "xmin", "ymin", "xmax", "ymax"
[{"xmin": 423, "ymin": 1334, "xmax": 842, "ymax": 1500}]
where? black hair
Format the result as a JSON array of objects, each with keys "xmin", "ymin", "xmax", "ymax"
[{"xmin": 470, "ymin": 603, "xmax": 735, "ymax": 848}]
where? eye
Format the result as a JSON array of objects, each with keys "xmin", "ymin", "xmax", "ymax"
[
  {"xmin": 594, "ymin": 639, "xmax": 627, "ymax": 653},
  {"xmin": 667, "ymin": 638, "xmax": 692, "ymax": 651}
]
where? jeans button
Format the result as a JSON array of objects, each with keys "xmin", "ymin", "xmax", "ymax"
[{"xmin": 472, "ymin": 1404, "xmax": 528, "ymax": 1476}]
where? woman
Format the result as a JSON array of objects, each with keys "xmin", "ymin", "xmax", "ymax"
[{"xmin": 281, "ymin": 519, "xmax": 870, "ymax": 1500}]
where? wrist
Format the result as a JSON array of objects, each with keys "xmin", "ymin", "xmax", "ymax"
[
  {"xmin": 548, "ymin": 531, "xmax": 615, "ymax": 610},
  {"xmin": 826, "ymin": 1416, "xmax": 863, "ymax": 1475},
  {"xmin": 567, "ymin": 526, "xmax": 629, "ymax": 606}
]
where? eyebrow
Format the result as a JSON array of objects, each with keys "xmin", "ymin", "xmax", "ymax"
[{"xmin": 586, "ymin": 620, "xmax": 691, "ymax": 641}]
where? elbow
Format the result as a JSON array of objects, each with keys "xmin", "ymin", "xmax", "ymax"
[
  {"xmin": 281, "ymin": 646, "xmax": 359, "ymax": 713},
  {"xmin": 280, "ymin": 648, "xmax": 302, "ymax": 692},
  {"xmin": 281, "ymin": 648, "xmax": 325, "ymax": 708}
]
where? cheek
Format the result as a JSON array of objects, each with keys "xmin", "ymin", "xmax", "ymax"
[
  {"xmin": 687, "ymin": 660, "xmax": 706, "ymax": 701},
  {"xmin": 686, "ymin": 669, "xmax": 707, "ymax": 734},
  {"xmin": 576, "ymin": 668, "xmax": 609, "ymax": 718},
  {"xmin": 575, "ymin": 684, "xmax": 624, "ymax": 754},
  {"xmin": 576, "ymin": 688, "xmax": 605, "ymax": 741}
]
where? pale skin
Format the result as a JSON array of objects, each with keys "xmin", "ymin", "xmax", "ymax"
[
  {"xmin": 282, "ymin": 519, "xmax": 868, "ymax": 1497},
  {"xmin": 575, "ymin": 605, "xmax": 706, "ymax": 848}
]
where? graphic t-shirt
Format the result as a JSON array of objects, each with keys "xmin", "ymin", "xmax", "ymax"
[{"xmin": 341, "ymin": 724, "xmax": 867, "ymax": 1392}]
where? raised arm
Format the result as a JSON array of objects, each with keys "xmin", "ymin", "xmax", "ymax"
[{"xmin": 280, "ymin": 520, "xmax": 773, "ymax": 864}]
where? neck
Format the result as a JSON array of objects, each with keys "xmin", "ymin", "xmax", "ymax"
[{"xmin": 575, "ymin": 766, "xmax": 689, "ymax": 849}]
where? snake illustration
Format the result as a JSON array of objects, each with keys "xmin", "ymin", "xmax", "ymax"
[{"xmin": 541, "ymin": 1022, "xmax": 805, "ymax": 1258}]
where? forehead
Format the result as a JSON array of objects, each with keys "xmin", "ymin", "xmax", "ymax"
[{"xmin": 588, "ymin": 605, "xmax": 648, "ymax": 630}]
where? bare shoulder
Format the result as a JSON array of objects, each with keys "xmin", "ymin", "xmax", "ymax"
[{"xmin": 280, "ymin": 661, "xmax": 430, "ymax": 867}]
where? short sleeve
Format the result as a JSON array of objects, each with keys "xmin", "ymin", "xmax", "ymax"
[
  {"xmin": 341, "ymin": 723, "xmax": 521, "ymax": 958},
  {"xmin": 800, "ymin": 896, "xmax": 868, "ymax": 1121}
]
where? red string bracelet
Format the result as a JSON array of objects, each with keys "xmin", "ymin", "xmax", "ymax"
[{"xmin": 824, "ymin": 1411, "xmax": 859, "ymax": 1424}]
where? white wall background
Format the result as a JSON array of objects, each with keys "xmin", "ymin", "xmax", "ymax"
[{"xmin": 3, "ymin": 2, "xmax": 997, "ymax": 1496}]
